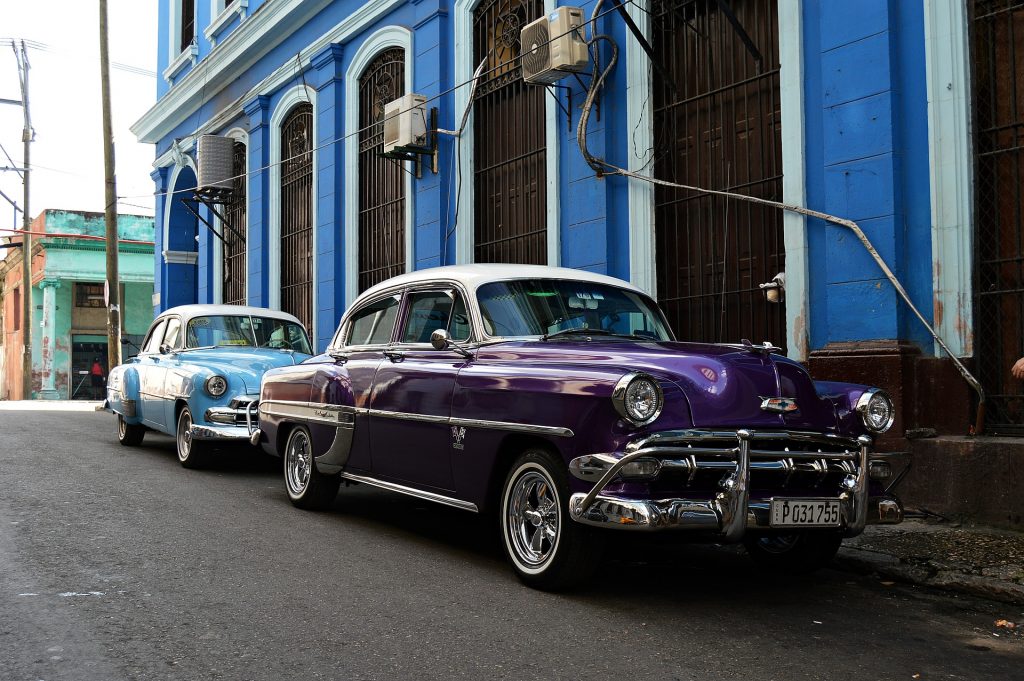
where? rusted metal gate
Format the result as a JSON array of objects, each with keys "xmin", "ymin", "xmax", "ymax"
[
  {"xmin": 280, "ymin": 103, "xmax": 313, "ymax": 333},
  {"xmin": 358, "ymin": 48, "xmax": 407, "ymax": 293},
  {"xmin": 972, "ymin": 0, "xmax": 1024, "ymax": 433},
  {"xmin": 652, "ymin": 0, "xmax": 785, "ymax": 348},
  {"xmin": 472, "ymin": 0, "xmax": 547, "ymax": 265},
  {"xmin": 222, "ymin": 141, "xmax": 247, "ymax": 306}
]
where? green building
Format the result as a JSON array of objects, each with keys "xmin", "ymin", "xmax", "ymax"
[{"xmin": 1, "ymin": 210, "xmax": 155, "ymax": 400}]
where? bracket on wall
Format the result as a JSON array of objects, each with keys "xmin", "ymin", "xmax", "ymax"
[{"xmin": 181, "ymin": 189, "xmax": 246, "ymax": 246}]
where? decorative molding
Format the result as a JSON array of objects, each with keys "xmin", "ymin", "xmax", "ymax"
[
  {"xmin": 205, "ymin": 0, "xmax": 249, "ymax": 47},
  {"xmin": 134, "ymin": 0, "xmax": 402, "ymax": 144},
  {"xmin": 453, "ymin": 0, "xmax": 560, "ymax": 266},
  {"xmin": 343, "ymin": 26, "xmax": 415, "ymax": 307},
  {"xmin": 268, "ymin": 84, "xmax": 318, "ymax": 340},
  {"xmin": 163, "ymin": 249, "xmax": 199, "ymax": 265},
  {"xmin": 163, "ymin": 43, "xmax": 198, "ymax": 84},
  {"xmin": 626, "ymin": 0, "xmax": 655, "ymax": 295},
  {"xmin": 162, "ymin": 155, "xmax": 198, "ymax": 262},
  {"xmin": 924, "ymin": 0, "xmax": 973, "ymax": 357},
  {"xmin": 779, "ymin": 0, "xmax": 809, "ymax": 361}
]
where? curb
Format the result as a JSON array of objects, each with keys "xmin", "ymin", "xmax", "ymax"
[{"xmin": 835, "ymin": 547, "xmax": 1024, "ymax": 606}]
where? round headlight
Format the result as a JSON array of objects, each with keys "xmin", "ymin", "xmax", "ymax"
[
  {"xmin": 205, "ymin": 375, "xmax": 228, "ymax": 398},
  {"xmin": 856, "ymin": 389, "xmax": 894, "ymax": 433},
  {"xmin": 613, "ymin": 373, "xmax": 664, "ymax": 426}
]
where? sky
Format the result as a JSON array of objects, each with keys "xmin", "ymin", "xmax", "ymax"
[{"xmin": 0, "ymin": 0, "xmax": 159, "ymax": 238}]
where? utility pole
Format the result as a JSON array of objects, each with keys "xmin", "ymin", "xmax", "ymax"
[
  {"xmin": 99, "ymin": 0, "xmax": 121, "ymax": 369},
  {"xmin": 14, "ymin": 40, "xmax": 32, "ymax": 400}
]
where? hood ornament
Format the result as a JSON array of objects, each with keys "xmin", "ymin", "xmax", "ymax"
[
  {"xmin": 742, "ymin": 339, "xmax": 782, "ymax": 355},
  {"xmin": 760, "ymin": 396, "xmax": 799, "ymax": 413}
]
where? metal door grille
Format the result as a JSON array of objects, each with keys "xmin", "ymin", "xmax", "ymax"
[
  {"xmin": 971, "ymin": 0, "xmax": 1024, "ymax": 433},
  {"xmin": 358, "ymin": 48, "xmax": 406, "ymax": 293},
  {"xmin": 280, "ymin": 103, "xmax": 313, "ymax": 334},
  {"xmin": 222, "ymin": 141, "xmax": 247, "ymax": 306},
  {"xmin": 472, "ymin": 0, "xmax": 547, "ymax": 265},
  {"xmin": 652, "ymin": 0, "xmax": 785, "ymax": 348}
]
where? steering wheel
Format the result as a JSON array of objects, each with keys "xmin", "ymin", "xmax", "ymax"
[{"xmin": 266, "ymin": 339, "xmax": 294, "ymax": 350}]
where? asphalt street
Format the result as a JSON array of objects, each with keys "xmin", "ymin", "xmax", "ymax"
[{"xmin": 1, "ymin": 408, "xmax": 1021, "ymax": 681}]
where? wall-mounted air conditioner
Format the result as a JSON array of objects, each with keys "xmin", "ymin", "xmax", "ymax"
[
  {"xmin": 383, "ymin": 93, "xmax": 429, "ymax": 156},
  {"xmin": 196, "ymin": 135, "xmax": 235, "ymax": 192},
  {"xmin": 521, "ymin": 7, "xmax": 589, "ymax": 85}
]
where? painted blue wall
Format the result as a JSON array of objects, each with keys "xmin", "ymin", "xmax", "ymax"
[
  {"xmin": 803, "ymin": 0, "xmax": 932, "ymax": 351},
  {"xmin": 148, "ymin": 0, "xmax": 936, "ymax": 355}
]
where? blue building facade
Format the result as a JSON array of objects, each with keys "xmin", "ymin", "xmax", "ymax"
[{"xmin": 133, "ymin": 0, "xmax": 979, "ymax": 436}]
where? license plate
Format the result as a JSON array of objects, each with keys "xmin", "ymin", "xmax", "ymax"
[{"xmin": 770, "ymin": 498, "xmax": 842, "ymax": 528}]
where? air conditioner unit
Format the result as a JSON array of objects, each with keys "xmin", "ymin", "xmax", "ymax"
[
  {"xmin": 521, "ymin": 7, "xmax": 589, "ymax": 85},
  {"xmin": 383, "ymin": 93, "xmax": 429, "ymax": 156},
  {"xmin": 196, "ymin": 135, "xmax": 235, "ymax": 192}
]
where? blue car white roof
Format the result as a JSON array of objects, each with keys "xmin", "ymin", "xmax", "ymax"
[{"xmin": 157, "ymin": 304, "xmax": 305, "ymax": 328}]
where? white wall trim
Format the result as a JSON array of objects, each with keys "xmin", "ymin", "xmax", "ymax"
[
  {"xmin": 166, "ymin": 0, "xmax": 198, "ymax": 76},
  {"xmin": 454, "ymin": 0, "xmax": 560, "ymax": 266},
  {"xmin": 162, "ymin": 155, "xmax": 199, "ymax": 264},
  {"xmin": 205, "ymin": 0, "xmax": 249, "ymax": 47},
  {"xmin": 924, "ymin": 0, "xmax": 973, "ymax": 357},
  {"xmin": 269, "ymin": 84, "xmax": 318, "ymax": 340},
  {"xmin": 163, "ymin": 250, "xmax": 199, "ymax": 265},
  {"xmin": 779, "ymin": 0, "xmax": 809, "ymax": 361},
  {"xmin": 212, "ymin": 127, "xmax": 249, "ymax": 305},
  {"xmin": 626, "ymin": 0, "xmax": 655, "ymax": 295},
  {"xmin": 135, "ymin": 0, "xmax": 401, "ymax": 144},
  {"xmin": 343, "ymin": 26, "xmax": 416, "ymax": 307}
]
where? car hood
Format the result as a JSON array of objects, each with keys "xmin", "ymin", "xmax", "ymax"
[
  {"xmin": 176, "ymin": 347, "xmax": 311, "ymax": 394},
  {"xmin": 482, "ymin": 340, "xmax": 839, "ymax": 430}
]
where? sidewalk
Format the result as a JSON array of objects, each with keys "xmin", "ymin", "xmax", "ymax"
[
  {"xmin": 837, "ymin": 516, "xmax": 1024, "ymax": 606},
  {"xmin": 0, "ymin": 400, "xmax": 102, "ymax": 412}
]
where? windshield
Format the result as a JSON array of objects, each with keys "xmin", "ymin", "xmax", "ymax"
[
  {"xmin": 476, "ymin": 279, "xmax": 673, "ymax": 341},
  {"xmin": 185, "ymin": 315, "xmax": 313, "ymax": 354}
]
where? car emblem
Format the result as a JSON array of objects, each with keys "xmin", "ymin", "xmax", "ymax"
[
  {"xmin": 451, "ymin": 426, "xmax": 467, "ymax": 450},
  {"xmin": 760, "ymin": 397, "xmax": 799, "ymax": 413}
]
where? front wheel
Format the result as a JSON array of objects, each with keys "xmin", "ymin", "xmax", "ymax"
[
  {"xmin": 743, "ymin": 532, "xmax": 843, "ymax": 574},
  {"xmin": 283, "ymin": 426, "xmax": 340, "ymax": 510},
  {"xmin": 500, "ymin": 449, "xmax": 602, "ymax": 591},
  {"xmin": 176, "ymin": 406, "xmax": 208, "ymax": 469},
  {"xmin": 116, "ymin": 414, "xmax": 145, "ymax": 447}
]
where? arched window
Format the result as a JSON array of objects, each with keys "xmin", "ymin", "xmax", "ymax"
[
  {"xmin": 222, "ymin": 140, "xmax": 247, "ymax": 305},
  {"xmin": 358, "ymin": 47, "xmax": 406, "ymax": 292},
  {"xmin": 279, "ymin": 103, "xmax": 314, "ymax": 332},
  {"xmin": 472, "ymin": 0, "xmax": 547, "ymax": 264}
]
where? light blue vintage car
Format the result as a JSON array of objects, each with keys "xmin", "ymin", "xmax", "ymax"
[{"xmin": 105, "ymin": 304, "xmax": 312, "ymax": 467}]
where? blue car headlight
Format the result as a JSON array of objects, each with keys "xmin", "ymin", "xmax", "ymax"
[{"xmin": 205, "ymin": 375, "xmax": 228, "ymax": 398}]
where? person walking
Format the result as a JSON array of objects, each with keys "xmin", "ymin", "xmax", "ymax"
[{"xmin": 90, "ymin": 357, "xmax": 106, "ymax": 400}]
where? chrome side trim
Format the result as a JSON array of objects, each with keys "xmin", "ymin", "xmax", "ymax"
[
  {"xmin": 448, "ymin": 416, "xmax": 574, "ymax": 438},
  {"xmin": 339, "ymin": 472, "xmax": 479, "ymax": 512},
  {"xmin": 259, "ymin": 400, "xmax": 356, "ymax": 427},
  {"xmin": 367, "ymin": 409, "xmax": 448, "ymax": 425}
]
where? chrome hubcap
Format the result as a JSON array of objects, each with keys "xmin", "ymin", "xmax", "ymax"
[
  {"xmin": 117, "ymin": 416, "xmax": 126, "ymax": 439},
  {"xmin": 285, "ymin": 431, "xmax": 311, "ymax": 496},
  {"xmin": 177, "ymin": 411, "xmax": 192, "ymax": 461},
  {"xmin": 507, "ymin": 470, "xmax": 559, "ymax": 567}
]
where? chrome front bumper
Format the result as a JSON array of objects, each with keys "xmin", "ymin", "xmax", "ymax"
[
  {"xmin": 189, "ymin": 424, "xmax": 253, "ymax": 441},
  {"xmin": 569, "ymin": 429, "xmax": 902, "ymax": 540}
]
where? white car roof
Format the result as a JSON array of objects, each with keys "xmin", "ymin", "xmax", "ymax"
[
  {"xmin": 157, "ymin": 304, "xmax": 305, "ymax": 328},
  {"xmin": 356, "ymin": 264, "xmax": 647, "ymax": 303}
]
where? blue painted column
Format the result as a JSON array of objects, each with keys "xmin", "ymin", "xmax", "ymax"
[
  {"xmin": 311, "ymin": 44, "xmax": 345, "ymax": 352},
  {"xmin": 244, "ymin": 95, "xmax": 270, "ymax": 308}
]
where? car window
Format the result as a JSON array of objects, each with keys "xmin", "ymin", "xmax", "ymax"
[
  {"xmin": 346, "ymin": 295, "xmax": 401, "ymax": 346},
  {"xmin": 401, "ymin": 291, "xmax": 471, "ymax": 344},
  {"xmin": 163, "ymin": 317, "xmax": 183, "ymax": 350},
  {"xmin": 183, "ymin": 315, "xmax": 313, "ymax": 354},
  {"xmin": 142, "ymin": 319, "xmax": 167, "ymax": 354}
]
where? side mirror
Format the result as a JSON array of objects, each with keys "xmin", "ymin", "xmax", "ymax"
[
  {"xmin": 430, "ymin": 328, "xmax": 450, "ymax": 351},
  {"xmin": 159, "ymin": 343, "xmax": 171, "ymax": 355}
]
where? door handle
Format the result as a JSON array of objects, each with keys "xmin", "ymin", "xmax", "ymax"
[{"xmin": 383, "ymin": 350, "xmax": 405, "ymax": 362}]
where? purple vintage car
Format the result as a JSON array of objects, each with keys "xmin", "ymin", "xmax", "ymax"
[{"xmin": 253, "ymin": 264, "xmax": 903, "ymax": 589}]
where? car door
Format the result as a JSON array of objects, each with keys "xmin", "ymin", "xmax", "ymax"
[
  {"xmin": 368, "ymin": 288, "xmax": 472, "ymax": 492},
  {"xmin": 154, "ymin": 316, "xmax": 185, "ymax": 429},
  {"xmin": 336, "ymin": 292, "xmax": 402, "ymax": 473},
  {"xmin": 137, "ymin": 318, "xmax": 167, "ymax": 429}
]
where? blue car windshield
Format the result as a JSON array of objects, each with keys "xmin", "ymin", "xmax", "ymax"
[
  {"xmin": 186, "ymin": 315, "xmax": 312, "ymax": 354},
  {"xmin": 476, "ymin": 279, "xmax": 674, "ymax": 341}
]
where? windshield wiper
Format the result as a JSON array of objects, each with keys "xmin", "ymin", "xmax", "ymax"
[{"xmin": 542, "ymin": 328, "xmax": 647, "ymax": 341}]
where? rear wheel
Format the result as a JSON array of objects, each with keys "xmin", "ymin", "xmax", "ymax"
[
  {"xmin": 500, "ymin": 449, "xmax": 602, "ymax": 591},
  {"xmin": 176, "ymin": 406, "xmax": 208, "ymax": 469},
  {"xmin": 283, "ymin": 426, "xmax": 340, "ymax": 510},
  {"xmin": 743, "ymin": 532, "xmax": 843, "ymax": 574},
  {"xmin": 116, "ymin": 414, "xmax": 145, "ymax": 447}
]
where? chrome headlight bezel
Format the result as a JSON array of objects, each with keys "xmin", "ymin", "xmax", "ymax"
[
  {"xmin": 856, "ymin": 388, "xmax": 895, "ymax": 433},
  {"xmin": 612, "ymin": 372, "xmax": 664, "ymax": 427},
  {"xmin": 205, "ymin": 375, "xmax": 229, "ymax": 398}
]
